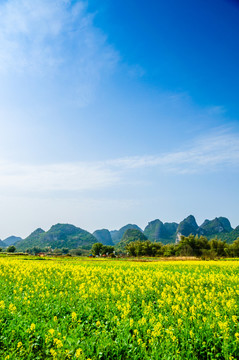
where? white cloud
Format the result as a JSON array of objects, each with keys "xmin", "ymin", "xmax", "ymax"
[
  {"xmin": 0, "ymin": 130, "xmax": 238, "ymax": 195},
  {"xmin": 0, "ymin": 161, "xmax": 119, "ymax": 193},
  {"xmin": 107, "ymin": 131, "xmax": 239, "ymax": 174}
]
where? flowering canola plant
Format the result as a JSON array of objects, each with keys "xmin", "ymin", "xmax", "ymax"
[{"xmin": 0, "ymin": 256, "xmax": 239, "ymax": 359}]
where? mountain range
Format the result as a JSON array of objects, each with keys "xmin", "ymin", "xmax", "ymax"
[{"xmin": 0, "ymin": 215, "xmax": 238, "ymax": 251}]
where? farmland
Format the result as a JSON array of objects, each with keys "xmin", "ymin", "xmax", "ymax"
[{"xmin": 0, "ymin": 257, "xmax": 239, "ymax": 359}]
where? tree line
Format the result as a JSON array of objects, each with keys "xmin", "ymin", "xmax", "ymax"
[
  {"xmin": 125, "ymin": 235, "xmax": 239, "ymax": 259},
  {"xmin": 2, "ymin": 235, "xmax": 239, "ymax": 259},
  {"xmin": 90, "ymin": 235, "xmax": 239, "ymax": 259}
]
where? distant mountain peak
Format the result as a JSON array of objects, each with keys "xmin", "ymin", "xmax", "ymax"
[
  {"xmin": 110, "ymin": 224, "xmax": 142, "ymax": 244},
  {"xmin": 3, "ymin": 236, "xmax": 22, "ymax": 246},
  {"xmin": 16, "ymin": 223, "xmax": 97, "ymax": 251},
  {"xmin": 200, "ymin": 217, "xmax": 232, "ymax": 236},
  {"xmin": 176, "ymin": 215, "xmax": 199, "ymax": 239},
  {"xmin": 30, "ymin": 228, "xmax": 45, "ymax": 235},
  {"xmin": 143, "ymin": 219, "xmax": 178, "ymax": 244},
  {"xmin": 116, "ymin": 229, "xmax": 147, "ymax": 251},
  {"xmin": 93, "ymin": 229, "xmax": 113, "ymax": 246}
]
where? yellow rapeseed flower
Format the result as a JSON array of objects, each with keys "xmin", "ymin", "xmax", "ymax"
[
  {"xmin": 71, "ymin": 312, "xmax": 77, "ymax": 321},
  {"xmin": 17, "ymin": 341, "xmax": 22, "ymax": 349},
  {"xmin": 75, "ymin": 348, "xmax": 83, "ymax": 358},
  {"xmin": 235, "ymin": 333, "xmax": 239, "ymax": 340},
  {"xmin": 9, "ymin": 303, "xmax": 16, "ymax": 313},
  {"xmin": 0, "ymin": 300, "xmax": 5, "ymax": 309},
  {"xmin": 54, "ymin": 338, "xmax": 63, "ymax": 349},
  {"xmin": 48, "ymin": 329, "xmax": 55, "ymax": 336}
]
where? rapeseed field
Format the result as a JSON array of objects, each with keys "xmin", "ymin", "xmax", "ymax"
[{"xmin": 0, "ymin": 257, "xmax": 239, "ymax": 359}]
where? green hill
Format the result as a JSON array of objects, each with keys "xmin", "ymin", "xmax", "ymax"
[
  {"xmin": 177, "ymin": 215, "xmax": 199, "ymax": 238},
  {"xmin": 200, "ymin": 217, "xmax": 232, "ymax": 236},
  {"xmin": 93, "ymin": 229, "xmax": 114, "ymax": 245},
  {"xmin": 110, "ymin": 224, "xmax": 142, "ymax": 244},
  {"xmin": 0, "ymin": 239, "xmax": 6, "ymax": 248},
  {"xmin": 3, "ymin": 236, "xmax": 22, "ymax": 246},
  {"xmin": 16, "ymin": 224, "xmax": 97, "ymax": 251},
  {"xmin": 116, "ymin": 229, "xmax": 148, "ymax": 251},
  {"xmin": 215, "ymin": 226, "xmax": 239, "ymax": 244},
  {"xmin": 176, "ymin": 216, "xmax": 234, "ymax": 244},
  {"xmin": 144, "ymin": 219, "xmax": 178, "ymax": 244}
]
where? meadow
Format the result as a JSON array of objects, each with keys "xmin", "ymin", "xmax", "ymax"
[{"xmin": 0, "ymin": 257, "xmax": 239, "ymax": 359}]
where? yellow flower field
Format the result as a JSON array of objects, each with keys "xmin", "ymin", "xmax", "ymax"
[{"xmin": 0, "ymin": 257, "xmax": 239, "ymax": 359}]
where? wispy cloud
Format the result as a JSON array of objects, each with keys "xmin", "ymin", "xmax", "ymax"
[
  {"xmin": 107, "ymin": 131, "xmax": 239, "ymax": 174},
  {"xmin": 0, "ymin": 161, "xmax": 119, "ymax": 193},
  {"xmin": 0, "ymin": 130, "xmax": 238, "ymax": 195},
  {"xmin": 0, "ymin": 0, "xmax": 118, "ymax": 105}
]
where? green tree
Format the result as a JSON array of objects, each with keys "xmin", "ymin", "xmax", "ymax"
[
  {"xmin": 69, "ymin": 248, "xmax": 82, "ymax": 256},
  {"xmin": 163, "ymin": 244, "xmax": 176, "ymax": 257},
  {"xmin": 26, "ymin": 246, "xmax": 46, "ymax": 255},
  {"xmin": 101, "ymin": 245, "xmax": 114, "ymax": 255},
  {"xmin": 53, "ymin": 248, "xmax": 63, "ymax": 255},
  {"xmin": 7, "ymin": 245, "xmax": 16, "ymax": 253},
  {"xmin": 176, "ymin": 235, "xmax": 210, "ymax": 257},
  {"xmin": 69, "ymin": 249, "xmax": 82, "ymax": 256},
  {"xmin": 230, "ymin": 238, "xmax": 239, "ymax": 257},
  {"xmin": 176, "ymin": 235, "xmax": 195, "ymax": 256},
  {"xmin": 91, "ymin": 243, "xmax": 103, "ymax": 256},
  {"xmin": 62, "ymin": 248, "xmax": 69, "ymax": 254},
  {"xmin": 126, "ymin": 240, "xmax": 143, "ymax": 256},
  {"xmin": 209, "ymin": 238, "xmax": 228, "ymax": 257},
  {"xmin": 126, "ymin": 240, "xmax": 163, "ymax": 257}
]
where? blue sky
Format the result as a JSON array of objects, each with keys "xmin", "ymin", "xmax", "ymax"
[{"xmin": 0, "ymin": 0, "xmax": 238, "ymax": 238}]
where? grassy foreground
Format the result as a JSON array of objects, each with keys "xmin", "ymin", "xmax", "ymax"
[{"xmin": 0, "ymin": 257, "xmax": 239, "ymax": 359}]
